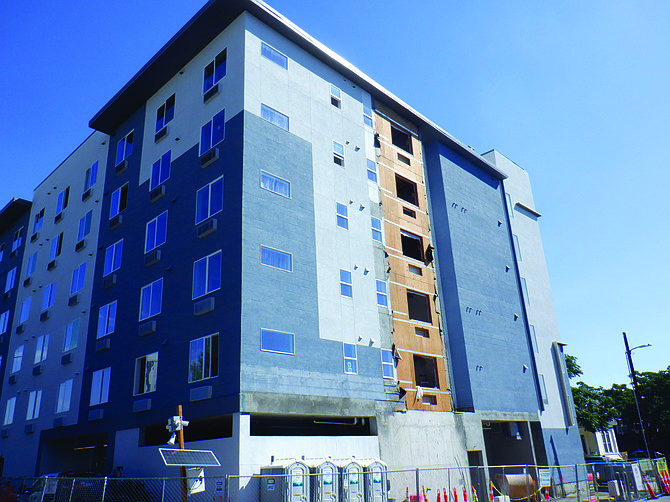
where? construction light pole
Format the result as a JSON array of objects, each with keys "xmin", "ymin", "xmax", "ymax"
[{"xmin": 623, "ymin": 332, "xmax": 652, "ymax": 459}]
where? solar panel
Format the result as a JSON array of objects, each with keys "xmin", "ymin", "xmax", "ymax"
[{"xmin": 159, "ymin": 448, "xmax": 221, "ymax": 467}]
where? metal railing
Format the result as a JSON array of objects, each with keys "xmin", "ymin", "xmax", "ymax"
[{"xmin": 0, "ymin": 460, "xmax": 664, "ymax": 502}]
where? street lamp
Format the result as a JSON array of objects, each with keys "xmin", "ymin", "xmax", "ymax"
[{"xmin": 622, "ymin": 332, "xmax": 652, "ymax": 459}]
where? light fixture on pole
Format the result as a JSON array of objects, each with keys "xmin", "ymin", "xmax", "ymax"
[{"xmin": 623, "ymin": 332, "xmax": 652, "ymax": 459}]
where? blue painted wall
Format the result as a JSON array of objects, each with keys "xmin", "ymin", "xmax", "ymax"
[
  {"xmin": 543, "ymin": 426, "xmax": 584, "ymax": 469},
  {"xmin": 424, "ymin": 141, "xmax": 539, "ymax": 414}
]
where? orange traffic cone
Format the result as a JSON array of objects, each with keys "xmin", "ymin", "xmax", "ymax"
[
  {"xmin": 403, "ymin": 487, "xmax": 409, "ymax": 502},
  {"xmin": 453, "ymin": 487, "xmax": 458, "ymax": 502},
  {"xmin": 489, "ymin": 481, "xmax": 494, "ymax": 502},
  {"xmin": 463, "ymin": 487, "xmax": 468, "ymax": 502},
  {"xmin": 472, "ymin": 486, "xmax": 478, "ymax": 502},
  {"xmin": 423, "ymin": 485, "xmax": 429, "ymax": 502},
  {"xmin": 643, "ymin": 474, "xmax": 657, "ymax": 499},
  {"xmin": 437, "ymin": 489, "xmax": 442, "ymax": 502},
  {"xmin": 544, "ymin": 487, "xmax": 550, "ymax": 501}
]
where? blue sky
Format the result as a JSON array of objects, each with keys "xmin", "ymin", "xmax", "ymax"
[{"xmin": 1, "ymin": 0, "xmax": 668, "ymax": 388}]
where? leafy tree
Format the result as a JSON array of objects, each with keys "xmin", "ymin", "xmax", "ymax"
[
  {"xmin": 567, "ymin": 354, "xmax": 616, "ymax": 432},
  {"xmin": 565, "ymin": 354, "xmax": 582, "ymax": 379}
]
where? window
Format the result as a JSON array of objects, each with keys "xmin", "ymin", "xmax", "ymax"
[
  {"xmin": 363, "ymin": 104, "xmax": 373, "ymax": 128},
  {"xmin": 34, "ymin": 334, "xmax": 49, "ymax": 364},
  {"xmin": 70, "ymin": 262, "xmax": 86, "ymax": 294},
  {"xmin": 200, "ymin": 109, "xmax": 225, "ymax": 155},
  {"xmin": 343, "ymin": 343, "xmax": 357, "ymax": 374},
  {"xmin": 189, "ymin": 333, "xmax": 220, "ymax": 382},
  {"xmin": 260, "ymin": 329, "xmax": 294, "ymax": 355},
  {"xmin": 520, "ymin": 277, "xmax": 530, "ymax": 306},
  {"xmin": 391, "ymin": 126, "xmax": 413, "ymax": 154},
  {"xmin": 336, "ymin": 203, "xmax": 348, "ymax": 229},
  {"xmin": 56, "ymin": 187, "xmax": 70, "ymax": 215},
  {"xmin": 145, "ymin": 211, "xmax": 168, "ymax": 253},
  {"xmin": 140, "ymin": 278, "xmax": 163, "ymax": 320},
  {"xmin": 0, "ymin": 243, "xmax": 4, "ymax": 261},
  {"xmin": 371, "ymin": 217, "xmax": 383, "ymax": 242},
  {"xmin": 376, "ymin": 280, "xmax": 388, "ymax": 307},
  {"xmin": 203, "ymin": 49, "xmax": 227, "ymax": 93},
  {"xmin": 3, "ymin": 397, "xmax": 16, "ymax": 425},
  {"xmin": 11, "ymin": 346, "xmax": 23, "ymax": 373},
  {"xmin": 330, "ymin": 84, "xmax": 341, "ymax": 108},
  {"xmin": 97, "ymin": 301, "xmax": 117, "ymax": 338},
  {"xmin": 150, "ymin": 151, "xmax": 171, "ymax": 190},
  {"xmin": 85, "ymin": 161, "xmax": 98, "ymax": 190},
  {"xmin": 396, "ymin": 175, "xmax": 418, "ymax": 206},
  {"xmin": 19, "ymin": 297, "xmax": 31, "ymax": 323},
  {"xmin": 12, "ymin": 227, "xmax": 24, "ymax": 252},
  {"xmin": 42, "ymin": 282, "xmax": 56, "ymax": 310},
  {"xmin": 414, "ymin": 355, "xmax": 438, "ymax": 388},
  {"xmin": 407, "ymin": 290, "xmax": 431, "ymax": 323},
  {"xmin": 193, "ymin": 251, "xmax": 222, "ymax": 298},
  {"xmin": 196, "ymin": 176, "xmax": 224, "ymax": 224},
  {"xmin": 401, "ymin": 230, "xmax": 424, "ymax": 261},
  {"xmin": 260, "ymin": 171, "xmax": 290, "ymax": 198},
  {"xmin": 601, "ymin": 430, "xmax": 614, "ymax": 453},
  {"xmin": 155, "ymin": 94, "xmax": 175, "ymax": 132},
  {"xmin": 381, "ymin": 349, "xmax": 394, "ymax": 379},
  {"xmin": 529, "ymin": 324, "xmax": 539, "ymax": 353},
  {"xmin": 103, "ymin": 239, "xmax": 123, "ymax": 276},
  {"xmin": 260, "ymin": 246, "xmax": 292, "ymax": 272},
  {"xmin": 261, "ymin": 42, "xmax": 288, "ymax": 69},
  {"xmin": 56, "ymin": 379, "xmax": 73, "ymax": 413},
  {"xmin": 63, "ymin": 319, "xmax": 79, "ymax": 351},
  {"xmin": 539, "ymin": 373, "xmax": 549, "ymax": 404},
  {"xmin": 415, "ymin": 327, "xmax": 429, "ymax": 338},
  {"xmin": 403, "ymin": 207, "xmax": 416, "ymax": 218},
  {"xmin": 0, "ymin": 310, "xmax": 9, "ymax": 334},
  {"xmin": 261, "ymin": 104, "xmax": 289, "ymax": 131},
  {"xmin": 4, "ymin": 267, "xmax": 16, "ymax": 293},
  {"xmin": 512, "ymin": 234, "xmax": 522, "ymax": 261},
  {"xmin": 78, "ymin": 211, "xmax": 93, "ymax": 241},
  {"xmin": 50, "ymin": 233, "xmax": 63, "ymax": 260},
  {"xmin": 115, "ymin": 131, "xmax": 134, "ymax": 166},
  {"xmin": 333, "ymin": 141, "xmax": 344, "ymax": 166},
  {"xmin": 134, "ymin": 352, "xmax": 158, "ymax": 395},
  {"xmin": 90, "ymin": 367, "xmax": 111, "ymax": 406},
  {"xmin": 340, "ymin": 269, "xmax": 352, "ymax": 298},
  {"xmin": 33, "ymin": 208, "xmax": 45, "ymax": 232},
  {"xmin": 367, "ymin": 159, "xmax": 377, "ymax": 182},
  {"xmin": 408, "ymin": 264, "xmax": 422, "ymax": 276},
  {"xmin": 506, "ymin": 193, "xmax": 514, "ymax": 219},
  {"xmin": 110, "ymin": 184, "xmax": 129, "ymax": 218}
]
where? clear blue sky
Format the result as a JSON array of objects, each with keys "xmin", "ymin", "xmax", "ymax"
[{"xmin": 1, "ymin": 0, "xmax": 668, "ymax": 388}]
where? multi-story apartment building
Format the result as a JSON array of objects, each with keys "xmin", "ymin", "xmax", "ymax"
[{"xmin": 0, "ymin": 0, "xmax": 582, "ymax": 481}]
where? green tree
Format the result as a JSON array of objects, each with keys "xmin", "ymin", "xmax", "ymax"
[{"xmin": 567, "ymin": 354, "xmax": 616, "ymax": 432}]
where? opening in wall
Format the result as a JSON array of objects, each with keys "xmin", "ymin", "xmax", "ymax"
[
  {"xmin": 407, "ymin": 290, "xmax": 431, "ymax": 323},
  {"xmin": 391, "ymin": 126, "xmax": 413, "ymax": 154},
  {"xmin": 250, "ymin": 415, "xmax": 374, "ymax": 436},
  {"xmin": 414, "ymin": 355, "xmax": 439, "ymax": 388},
  {"xmin": 401, "ymin": 230, "xmax": 424, "ymax": 261},
  {"xmin": 396, "ymin": 175, "xmax": 418, "ymax": 206}
]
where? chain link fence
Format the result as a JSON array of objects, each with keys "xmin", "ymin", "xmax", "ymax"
[{"xmin": 0, "ymin": 461, "xmax": 665, "ymax": 502}]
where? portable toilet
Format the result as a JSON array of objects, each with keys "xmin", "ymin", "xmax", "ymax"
[
  {"xmin": 307, "ymin": 458, "xmax": 340, "ymax": 502},
  {"xmin": 261, "ymin": 458, "xmax": 311, "ymax": 502},
  {"xmin": 337, "ymin": 459, "xmax": 365, "ymax": 502},
  {"xmin": 361, "ymin": 459, "xmax": 388, "ymax": 502}
]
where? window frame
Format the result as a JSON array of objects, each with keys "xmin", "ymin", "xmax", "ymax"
[
  {"xmin": 340, "ymin": 269, "xmax": 353, "ymax": 298},
  {"xmin": 3, "ymin": 397, "xmax": 16, "ymax": 426},
  {"xmin": 195, "ymin": 176, "xmax": 224, "ymax": 224},
  {"xmin": 4, "ymin": 267, "xmax": 16, "ymax": 293},
  {"xmin": 85, "ymin": 161, "xmax": 98, "ymax": 190},
  {"xmin": 260, "ymin": 104, "xmax": 289, "ymax": 131},
  {"xmin": 203, "ymin": 49, "xmax": 227, "ymax": 93},
  {"xmin": 63, "ymin": 318, "xmax": 80, "ymax": 352},
  {"xmin": 0, "ymin": 310, "xmax": 9, "ymax": 334},
  {"xmin": 50, "ymin": 233, "xmax": 63, "ymax": 260},
  {"xmin": 90, "ymin": 367, "xmax": 111, "ymax": 406},
  {"xmin": 109, "ymin": 184, "xmax": 129, "ymax": 219},
  {"xmin": 34, "ymin": 334, "xmax": 49, "ymax": 364},
  {"xmin": 192, "ymin": 250, "xmax": 222, "ymax": 299},
  {"xmin": 11, "ymin": 345, "xmax": 23, "ymax": 373},
  {"xmin": 70, "ymin": 262, "xmax": 86, "ymax": 295},
  {"xmin": 103, "ymin": 239, "xmax": 123, "ymax": 276},
  {"xmin": 189, "ymin": 333, "xmax": 220, "ymax": 382},
  {"xmin": 366, "ymin": 158, "xmax": 378, "ymax": 183},
  {"xmin": 199, "ymin": 109, "xmax": 225, "ymax": 156},
  {"xmin": 78, "ymin": 210, "xmax": 93, "ymax": 241},
  {"xmin": 150, "ymin": 151, "xmax": 172, "ymax": 190},
  {"xmin": 371, "ymin": 216, "xmax": 383, "ymax": 243},
  {"xmin": 155, "ymin": 94, "xmax": 175, "ymax": 133},
  {"xmin": 363, "ymin": 103, "xmax": 374, "ymax": 128},
  {"xmin": 134, "ymin": 352, "xmax": 159, "ymax": 395},
  {"xmin": 376, "ymin": 280, "xmax": 389, "ymax": 308},
  {"xmin": 26, "ymin": 389, "xmax": 42, "ymax": 420},
  {"xmin": 260, "ymin": 245, "xmax": 292, "ymax": 273},
  {"xmin": 56, "ymin": 379, "xmax": 73, "ymax": 413},
  {"xmin": 33, "ymin": 208, "xmax": 45, "ymax": 233},
  {"xmin": 42, "ymin": 281, "xmax": 56, "ymax": 310},
  {"xmin": 145, "ymin": 211, "xmax": 168, "ymax": 253},
  {"xmin": 261, "ymin": 42, "xmax": 288, "ymax": 69},
  {"xmin": 97, "ymin": 301, "xmax": 117, "ymax": 339},
  {"xmin": 56, "ymin": 187, "xmax": 70, "ymax": 215},
  {"xmin": 139, "ymin": 278, "xmax": 164, "ymax": 321},
  {"xmin": 343, "ymin": 343, "xmax": 357, "ymax": 375},
  {"xmin": 333, "ymin": 141, "xmax": 345, "ymax": 166},
  {"xmin": 260, "ymin": 328, "xmax": 295, "ymax": 355},
  {"xmin": 115, "ymin": 131, "xmax": 134, "ymax": 166},
  {"xmin": 381, "ymin": 349, "xmax": 395, "ymax": 379},
  {"xmin": 330, "ymin": 84, "xmax": 342, "ymax": 108},
  {"xmin": 336, "ymin": 203, "xmax": 349, "ymax": 229},
  {"xmin": 12, "ymin": 227, "xmax": 24, "ymax": 252},
  {"xmin": 19, "ymin": 297, "xmax": 31, "ymax": 323},
  {"xmin": 260, "ymin": 171, "xmax": 291, "ymax": 198}
]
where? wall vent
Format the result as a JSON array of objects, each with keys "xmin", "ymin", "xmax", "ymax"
[
  {"xmin": 68, "ymin": 294, "xmax": 80, "ymax": 306},
  {"xmin": 61, "ymin": 353, "xmax": 73, "ymax": 365},
  {"xmin": 88, "ymin": 409, "xmax": 104, "ymax": 421},
  {"xmin": 196, "ymin": 218, "xmax": 217, "ymax": 239},
  {"xmin": 200, "ymin": 148, "xmax": 219, "ymax": 168},
  {"xmin": 144, "ymin": 249, "xmax": 161, "ymax": 266},
  {"xmin": 32, "ymin": 365, "xmax": 42, "ymax": 376},
  {"xmin": 82, "ymin": 188, "xmax": 92, "ymax": 201},
  {"xmin": 149, "ymin": 185, "xmax": 165, "ymax": 202},
  {"xmin": 40, "ymin": 310, "xmax": 50, "ymax": 322},
  {"xmin": 54, "ymin": 212, "xmax": 64, "ymax": 224},
  {"xmin": 103, "ymin": 274, "xmax": 117, "ymax": 289},
  {"xmin": 75, "ymin": 239, "xmax": 86, "ymax": 252},
  {"xmin": 96, "ymin": 338, "xmax": 111, "ymax": 352},
  {"xmin": 203, "ymin": 84, "xmax": 220, "ymax": 103},
  {"xmin": 154, "ymin": 126, "xmax": 168, "ymax": 143},
  {"xmin": 8, "ymin": 375, "xmax": 17, "ymax": 385},
  {"xmin": 30, "ymin": 232, "xmax": 39, "ymax": 243},
  {"xmin": 23, "ymin": 277, "xmax": 32, "ymax": 287},
  {"xmin": 194, "ymin": 297, "xmax": 215, "ymax": 316},
  {"xmin": 115, "ymin": 160, "xmax": 128, "ymax": 175},
  {"xmin": 47, "ymin": 259, "xmax": 57, "ymax": 270},
  {"xmin": 139, "ymin": 320, "xmax": 156, "ymax": 337},
  {"xmin": 109, "ymin": 214, "xmax": 123, "ymax": 229}
]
